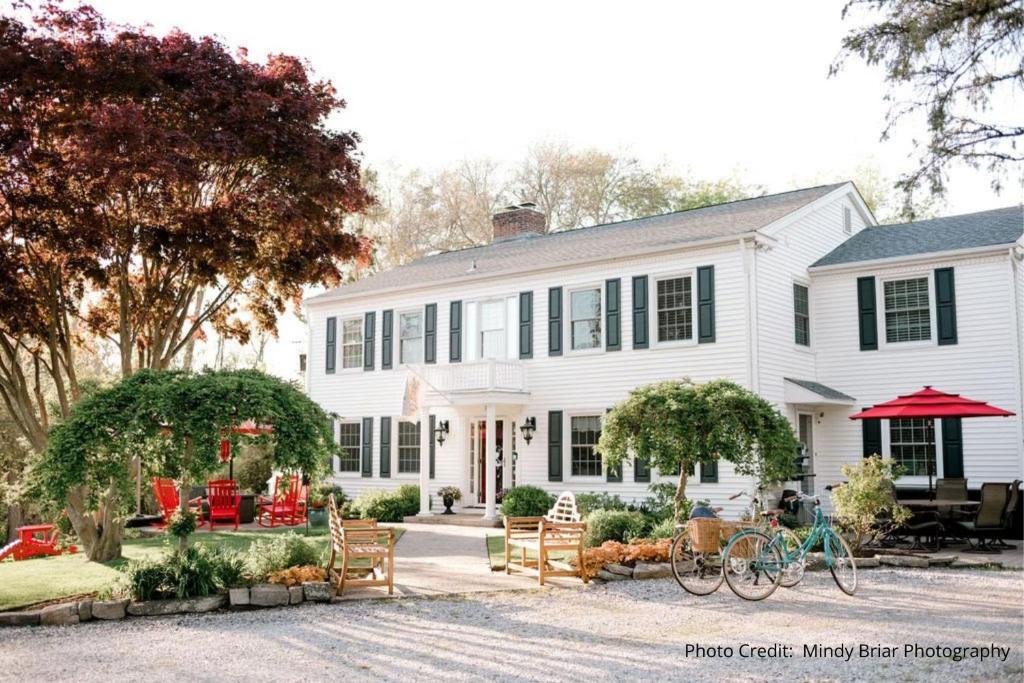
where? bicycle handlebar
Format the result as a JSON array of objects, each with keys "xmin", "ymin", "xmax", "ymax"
[{"xmin": 729, "ymin": 491, "xmax": 747, "ymax": 500}]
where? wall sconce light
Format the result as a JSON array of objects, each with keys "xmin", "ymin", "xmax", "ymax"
[
  {"xmin": 520, "ymin": 417, "xmax": 536, "ymax": 445},
  {"xmin": 434, "ymin": 419, "xmax": 450, "ymax": 447}
]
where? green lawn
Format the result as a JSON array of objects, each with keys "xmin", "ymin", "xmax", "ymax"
[
  {"xmin": 486, "ymin": 534, "xmax": 573, "ymax": 572},
  {"xmin": 0, "ymin": 526, "xmax": 403, "ymax": 611}
]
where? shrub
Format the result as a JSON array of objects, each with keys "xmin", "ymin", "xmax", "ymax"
[
  {"xmin": 645, "ymin": 517, "xmax": 678, "ymax": 540},
  {"xmin": 232, "ymin": 442, "xmax": 275, "ymax": 494},
  {"xmin": 500, "ymin": 485, "xmax": 553, "ymax": 518},
  {"xmin": 353, "ymin": 484, "xmax": 420, "ymax": 522},
  {"xmin": 119, "ymin": 544, "xmax": 245, "ymax": 601},
  {"xmin": 577, "ymin": 539, "xmax": 672, "ymax": 578},
  {"xmin": 244, "ymin": 532, "xmax": 321, "ymax": 582},
  {"xmin": 638, "ymin": 482, "xmax": 687, "ymax": 523},
  {"xmin": 575, "ymin": 492, "xmax": 630, "ymax": 516},
  {"xmin": 831, "ymin": 455, "xmax": 911, "ymax": 555},
  {"xmin": 315, "ymin": 484, "xmax": 347, "ymax": 508},
  {"xmin": 584, "ymin": 509, "xmax": 649, "ymax": 547}
]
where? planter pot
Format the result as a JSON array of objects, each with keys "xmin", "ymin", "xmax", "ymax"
[
  {"xmin": 239, "ymin": 494, "xmax": 256, "ymax": 524},
  {"xmin": 442, "ymin": 496, "xmax": 456, "ymax": 515},
  {"xmin": 308, "ymin": 507, "xmax": 328, "ymax": 528}
]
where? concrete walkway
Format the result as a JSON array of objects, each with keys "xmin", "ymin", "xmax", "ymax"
[{"xmin": 335, "ymin": 522, "xmax": 557, "ymax": 600}]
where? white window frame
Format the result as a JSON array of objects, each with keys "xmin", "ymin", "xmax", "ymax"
[
  {"xmin": 882, "ymin": 417, "xmax": 946, "ymax": 487},
  {"xmin": 878, "ymin": 272, "xmax": 936, "ymax": 350},
  {"xmin": 477, "ymin": 298, "xmax": 508, "ymax": 360},
  {"xmin": 564, "ymin": 410, "xmax": 605, "ymax": 481},
  {"xmin": 651, "ymin": 271, "xmax": 697, "ymax": 348},
  {"xmin": 566, "ymin": 284, "xmax": 604, "ymax": 354},
  {"xmin": 792, "ymin": 278, "xmax": 812, "ymax": 351},
  {"xmin": 398, "ymin": 308, "xmax": 424, "ymax": 365},
  {"xmin": 397, "ymin": 419, "xmax": 421, "ymax": 474},
  {"xmin": 336, "ymin": 420, "xmax": 362, "ymax": 474},
  {"xmin": 339, "ymin": 316, "xmax": 363, "ymax": 370}
]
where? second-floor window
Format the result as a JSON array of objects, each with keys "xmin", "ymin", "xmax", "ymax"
[
  {"xmin": 480, "ymin": 300, "xmax": 506, "ymax": 359},
  {"xmin": 337, "ymin": 422, "xmax": 361, "ymax": 472},
  {"xmin": 793, "ymin": 284, "xmax": 810, "ymax": 346},
  {"xmin": 571, "ymin": 415, "xmax": 602, "ymax": 476},
  {"xmin": 400, "ymin": 311, "xmax": 423, "ymax": 363},
  {"xmin": 657, "ymin": 276, "xmax": 693, "ymax": 342},
  {"xmin": 398, "ymin": 421, "xmax": 420, "ymax": 473},
  {"xmin": 570, "ymin": 288, "xmax": 601, "ymax": 350},
  {"xmin": 341, "ymin": 318, "xmax": 363, "ymax": 369},
  {"xmin": 884, "ymin": 277, "xmax": 930, "ymax": 343}
]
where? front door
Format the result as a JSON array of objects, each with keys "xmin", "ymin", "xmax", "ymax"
[
  {"xmin": 472, "ymin": 419, "xmax": 504, "ymax": 504},
  {"xmin": 797, "ymin": 413, "xmax": 815, "ymax": 495}
]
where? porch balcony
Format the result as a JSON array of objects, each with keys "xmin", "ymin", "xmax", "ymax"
[{"xmin": 406, "ymin": 360, "xmax": 529, "ymax": 406}]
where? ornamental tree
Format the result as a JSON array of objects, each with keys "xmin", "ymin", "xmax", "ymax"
[
  {"xmin": 35, "ymin": 369, "xmax": 335, "ymax": 560},
  {"xmin": 598, "ymin": 379, "xmax": 798, "ymax": 523}
]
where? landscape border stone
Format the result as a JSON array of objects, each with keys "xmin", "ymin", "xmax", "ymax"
[{"xmin": 126, "ymin": 594, "xmax": 225, "ymax": 617}]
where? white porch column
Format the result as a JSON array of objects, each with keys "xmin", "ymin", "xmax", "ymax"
[
  {"xmin": 484, "ymin": 403, "xmax": 497, "ymax": 519},
  {"xmin": 417, "ymin": 407, "xmax": 432, "ymax": 516},
  {"xmin": 501, "ymin": 416, "xmax": 513, "ymax": 493}
]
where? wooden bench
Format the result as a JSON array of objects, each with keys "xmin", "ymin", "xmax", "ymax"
[
  {"xmin": 504, "ymin": 491, "xmax": 588, "ymax": 585},
  {"xmin": 326, "ymin": 494, "xmax": 395, "ymax": 595}
]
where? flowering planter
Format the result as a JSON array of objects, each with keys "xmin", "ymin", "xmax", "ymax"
[{"xmin": 308, "ymin": 507, "xmax": 328, "ymax": 528}]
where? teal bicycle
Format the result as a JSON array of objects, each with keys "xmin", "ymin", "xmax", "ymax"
[{"xmin": 721, "ymin": 489, "xmax": 857, "ymax": 600}]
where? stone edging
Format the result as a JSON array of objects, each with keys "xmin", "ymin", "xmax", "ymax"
[{"xmin": 0, "ymin": 581, "xmax": 335, "ymax": 629}]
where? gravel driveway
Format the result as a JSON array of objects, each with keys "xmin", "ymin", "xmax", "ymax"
[{"xmin": 1, "ymin": 568, "xmax": 1021, "ymax": 682}]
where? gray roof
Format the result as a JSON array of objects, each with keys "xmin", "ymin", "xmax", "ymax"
[
  {"xmin": 309, "ymin": 183, "xmax": 846, "ymax": 302},
  {"xmin": 784, "ymin": 378, "xmax": 856, "ymax": 403},
  {"xmin": 813, "ymin": 206, "xmax": 1023, "ymax": 268}
]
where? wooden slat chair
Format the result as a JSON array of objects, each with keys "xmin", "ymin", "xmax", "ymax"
[
  {"xmin": 206, "ymin": 479, "xmax": 241, "ymax": 531},
  {"xmin": 326, "ymin": 494, "xmax": 395, "ymax": 595},
  {"xmin": 504, "ymin": 491, "xmax": 587, "ymax": 585},
  {"xmin": 151, "ymin": 477, "xmax": 205, "ymax": 528}
]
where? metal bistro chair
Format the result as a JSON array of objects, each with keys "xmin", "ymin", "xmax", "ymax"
[
  {"xmin": 950, "ymin": 482, "xmax": 1013, "ymax": 553},
  {"xmin": 992, "ymin": 480, "xmax": 1020, "ymax": 550}
]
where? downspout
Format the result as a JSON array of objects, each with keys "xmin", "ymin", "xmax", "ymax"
[
  {"xmin": 1009, "ymin": 247, "xmax": 1024, "ymax": 448},
  {"xmin": 741, "ymin": 237, "xmax": 761, "ymax": 393}
]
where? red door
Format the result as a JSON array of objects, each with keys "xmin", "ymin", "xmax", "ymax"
[{"xmin": 476, "ymin": 420, "xmax": 504, "ymax": 504}]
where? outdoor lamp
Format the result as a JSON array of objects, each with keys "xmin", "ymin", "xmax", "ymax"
[
  {"xmin": 434, "ymin": 419, "xmax": 450, "ymax": 447},
  {"xmin": 520, "ymin": 417, "xmax": 536, "ymax": 445}
]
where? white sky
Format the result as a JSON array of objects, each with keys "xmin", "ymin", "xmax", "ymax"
[{"xmin": 86, "ymin": 0, "xmax": 1023, "ymax": 378}]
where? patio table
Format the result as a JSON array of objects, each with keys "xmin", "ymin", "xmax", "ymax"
[{"xmin": 896, "ymin": 499, "xmax": 979, "ymax": 508}]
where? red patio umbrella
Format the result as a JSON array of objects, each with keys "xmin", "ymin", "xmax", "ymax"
[{"xmin": 849, "ymin": 386, "xmax": 1015, "ymax": 497}]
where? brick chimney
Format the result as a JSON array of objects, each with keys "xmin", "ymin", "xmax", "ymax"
[{"xmin": 492, "ymin": 203, "xmax": 546, "ymax": 242}]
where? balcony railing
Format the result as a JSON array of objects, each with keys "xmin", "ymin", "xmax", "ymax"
[{"xmin": 407, "ymin": 360, "xmax": 527, "ymax": 395}]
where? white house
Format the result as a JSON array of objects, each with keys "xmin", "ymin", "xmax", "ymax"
[{"xmin": 304, "ymin": 182, "xmax": 1024, "ymax": 520}]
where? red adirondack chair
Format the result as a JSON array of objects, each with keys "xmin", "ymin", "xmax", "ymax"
[
  {"xmin": 151, "ymin": 477, "xmax": 205, "ymax": 528},
  {"xmin": 206, "ymin": 479, "xmax": 242, "ymax": 531},
  {"xmin": 258, "ymin": 474, "xmax": 302, "ymax": 527},
  {"xmin": 0, "ymin": 524, "xmax": 77, "ymax": 561}
]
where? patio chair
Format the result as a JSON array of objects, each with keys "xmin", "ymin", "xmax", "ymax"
[
  {"xmin": 874, "ymin": 482, "xmax": 943, "ymax": 551},
  {"xmin": 504, "ymin": 491, "xmax": 588, "ymax": 584},
  {"xmin": 257, "ymin": 474, "xmax": 302, "ymax": 527},
  {"xmin": 326, "ymin": 494, "xmax": 394, "ymax": 595},
  {"xmin": 949, "ymin": 482, "xmax": 1013, "ymax": 553},
  {"xmin": 991, "ymin": 479, "xmax": 1020, "ymax": 550},
  {"xmin": 206, "ymin": 479, "xmax": 241, "ymax": 531},
  {"xmin": 151, "ymin": 477, "xmax": 205, "ymax": 528}
]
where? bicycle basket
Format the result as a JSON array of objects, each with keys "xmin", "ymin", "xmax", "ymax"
[
  {"xmin": 721, "ymin": 521, "xmax": 756, "ymax": 558},
  {"xmin": 686, "ymin": 518, "xmax": 722, "ymax": 553}
]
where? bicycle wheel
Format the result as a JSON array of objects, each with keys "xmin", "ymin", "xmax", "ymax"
[
  {"xmin": 776, "ymin": 527, "xmax": 805, "ymax": 588},
  {"xmin": 670, "ymin": 530, "xmax": 724, "ymax": 595},
  {"xmin": 723, "ymin": 530, "xmax": 783, "ymax": 601},
  {"xmin": 826, "ymin": 531, "xmax": 857, "ymax": 596}
]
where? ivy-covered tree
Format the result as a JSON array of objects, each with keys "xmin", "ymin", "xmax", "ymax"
[
  {"xmin": 598, "ymin": 379, "xmax": 798, "ymax": 522},
  {"xmin": 34, "ymin": 369, "xmax": 335, "ymax": 561}
]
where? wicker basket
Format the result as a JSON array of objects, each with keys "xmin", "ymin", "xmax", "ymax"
[
  {"xmin": 686, "ymin": 518, "xmax": 723, "ymax": 554},
  {"xmin": 721, "ymin": 521, "xmax": 756, "ymax": 559}
]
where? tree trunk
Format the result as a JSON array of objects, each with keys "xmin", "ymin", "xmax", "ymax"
[
  {"xmin": 177, "ymin": 479, "xmax": 192, "ymax": 553},
  {"xmin": 181, "ymin": 289, "xmax": 205, "ymax": 371},
  {"xmin": 5, "ymin": 502, "xmax": 23, "ymax": 546},
  {"xmin": 673, "ymin": 466, "xmax": 690, "ymax": 524},
  {"xmin": 66, "ymin": 484, "xmax": 123, "ymax": 562}
]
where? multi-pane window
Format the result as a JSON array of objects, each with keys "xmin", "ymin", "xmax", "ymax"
[
  {"xmin": 571, "ymin": 415, "xmax": 602, "ymax": 476},
  {"xmin": 884, "ymin": 278, "xmax": 931, "ymax": 343},
  {"xmin": 398, "ymin": 421, "xmax": 420, "ymax": 473},
  {"xmin": 399, "ymin": 311, "xmax": 423, "ymax": 364},
  {"xmin": 889, "ymin": 418, "xmax": 935, "ymax": 476},
  {"xmin": 480, "ymin": 300, "xmax": 506, "ymax": 359},
  {"xmin": 341, "ymin": 318, "xmax": 363, "ymax": 369},
  {"xmin": 657, "ymin": 276, "xmax": 693, "ymax": 342},
  {"xmin": 793, "ymin": 283, "xmax": 810, "ymax": 346},
  {"xmin": 570, "ymin": 289, "xmax": 601, "ymax": 350},
  {"xmin": 337, "ymin": 423, "xmax": 361, "ymax": 472}
]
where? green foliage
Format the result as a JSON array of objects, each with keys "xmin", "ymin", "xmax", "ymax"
[
  {"xmin": 790, "ymin": 526, "xmax": 824, "ymax": 552},
  {"xmin": 777, "ymin": 512, "xmax": 802, "ymax": 530},
  {"xmin": 436, "ymin": 486, "xmax": 462, "ymax": 502},
  {"xmin": 167, "ymin": 510, "xmax": 197, "ymax": 540},
  {"xmin": 832, "ymin": 455, "xmax": 912, "ymax": 554},
  {"xmin": 500, "ymin": 485, "xmax": 554, "ymax": 518},
  {"xmin": 353, "ymin": 485, "xmax": 420, "ymax": 523},
  {"xmin": 243, "ymin": 532, "xmax": 322, "ymax": 582},
  {"xmin": 314, "ymin": 484, "xmax": 347, "ymax": 508},
  {"xmin": 638, "ymin": 482, "xmax": 687, "ymax": 523},
  {"xmin": 645, "ymin": 517, "xmax": 678, "ymax": 541},
  {"xmin": 584, "ymin": 509, "xmax": 650, "ymax": 547},
  {"xmin": 118, "ymin": 544, "xmax": 245, "ymax": 601},
  {"xmin": 231, "ymin": 442, "xmax": 275, "ymax": 495},
  {"xmin": 575, "ymin": 492, "xmax": 630, "ymax": 516}
]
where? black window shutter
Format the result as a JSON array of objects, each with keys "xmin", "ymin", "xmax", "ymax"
[
  {"xmin": 429, "ymin": 414, "xmax": 436, "ymax": 479},
  {"xmin": 697, "ymin": 265, "xmax": 715, "ymax": 343},
  {"xmin": 424, "ymin": 303, "xmax": 437, "ymax": 364},
  {"xmin": 548, "ymin": 287, "xmax": 563, "ymax": 356},
  {"xmin": 379, "ymin": 417, "xmax": 391, "ymax": 478},
  {"xmin": 941, "ymin": 417, "xmax": 964, "ymax": 478},
  {"xmin": 857, "ymin": 277, "xmax": 878, "ymax": 351},
  {"xmin": 934, "ymin": 268, "xmax": 958, "ymax": 346},
  {"xmin": 363, "ymin": 312, "xmax": 376, "ymax": 370},
  {"xmin": 632, "ymin": 275, "xmax": 649, "ymax": 349},
  {"xmin": 325, "ymin": 317, "xmax": 337, "ymax": 374},
  {"xmin": 449, "ymin": 301, "xmax": 462, "ymax": 363},
  {"xmin": 548, "ymin": 410, "xmax": 563, "ymax": 482},
  {"xmin": 381, "ymin": 310, "xmax": 394, "ymax": 370},
  {"xmin": 862, "ymin": 417, "xmax": 882, "ymax": 457},
  {"xmin": 519, "ymin": 291, "xmax": 533, "ymax": 359},
  {"xmin": 634, "ymin": 456, "xmax": 651, "ymax": 483},
  {"xmin": 701, "ymin": 460, "xmax": 719, "ymax": 483},
  {"xmin": 605, "ymin": 278, "xmax": 621, "ymax": 351},
  {"xmin": 361, "ymin": 417, "xmax": 373, "ymax": 477}
]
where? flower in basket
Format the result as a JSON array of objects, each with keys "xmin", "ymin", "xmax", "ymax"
[{"xmin": 437, "ymin": 486, "xmax": 462, "ymax": 502}]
